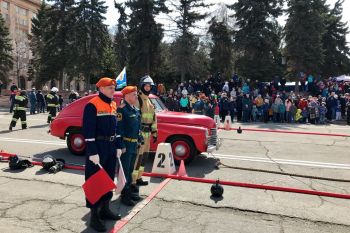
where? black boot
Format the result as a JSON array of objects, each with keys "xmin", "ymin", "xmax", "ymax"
[
  {"xmin": 136, "ymin": 178, "xmax": 149, "ymax": 186},
  {"xmin": 9, "ymin": 126, "xmax": 12, "ymax": 131},
  {"xmin": 130, "ymin": 184, "xmax": 141, "ymax": 201},
  {"xmin": 89, "ymin": 208, "xmax": 106, "ymax": 232},
  {"xmin": 121, "ymin": 189, "xmax": 136, "ymax": 206},
  {"xmin": 121, "ymin": 195, "xmax": 136, "ymax": 206},
  {"xmin": 130, "ymin": 184, "xmax": 139, "ymax": 193},
  {"xmin": 100, "ymin": 201, "xmax": 121, "ymax": 221}
]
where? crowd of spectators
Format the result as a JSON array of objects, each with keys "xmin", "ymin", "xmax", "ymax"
[{"xmin": 156, "ymin": 73, "xmax": 350, "ymax": 125}]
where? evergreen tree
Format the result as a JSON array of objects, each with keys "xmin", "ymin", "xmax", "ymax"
[
  {"xmin": 153, "ymin": 42, "xmax": 176, "ymax": 85},
  {"xmin": 0, "ymin": 14, "xmax": 13, "ymax": 85},
  {"xmin": 126, "ymin": 0, "xmax": 169, "ymax": 82},
  {"xmin": 40, "ymin": 0, "xmax": 76, "ymax": 88},
  {"xmin": 208, "ymin": 17, "xmax": 233, "ymax": 79},
  {"xmin": 114, "ymin": 2, "xmax": 128, "ymax": 72},
  {"xmin": 74, "ymin": 0, "xmax": 110, "ymax": 87},
  {"xmin": 284, "ymin": 0, "xmax": 326, "ymax": 77},
  {"xmin": 171, "ymin": 0, "xmax": 208, "ymax": 82},
  {"xmin": 100, "ymin": 40, "xmax": 118, "ymax": 79},
  {"xmin": 29, "ymin": 1, "xmax": 48, "ymax": 88},
  {"xmin": 229, "ymin": 0, "xmax": 283, "ymax": 81},
  {"xmin": 321, "ymin": 0, "xmax": 350, "ymax": 77}
]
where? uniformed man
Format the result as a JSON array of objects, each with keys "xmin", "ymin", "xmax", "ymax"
[
  {"xmin": 83, "ymin": 77, "xmax": 122, "ymax": 232},
  {"xmin": 9, "ymin": 90, "xmax": 28, "ymax": 131},
  {"xmin": 46, "ymin": 87, "xmax": 59, "ymax": 123},
  {"xmin": 132, "ymin": 75, "xmax": 157, "ymax": 187},
  {"xmin": 117, "ymin": 86, "xmax": 142, "ymax": 206}
]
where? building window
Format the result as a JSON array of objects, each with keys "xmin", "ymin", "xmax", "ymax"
[
  {"xmin": 1, "ymin": 12, "xmax": 9, "ymax": 21},
  {"xmin": 1, "ymin": 1, "xmax": 9, "ymax": 10},
  {"xmin": 15, "ymin": 6, "xmax": 28, "ymax": 16},
  {"xmin": 16, "ymin": 18, "xmax": 28, "ymax": 26}
]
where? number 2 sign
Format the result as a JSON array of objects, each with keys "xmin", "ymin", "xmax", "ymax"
[{"xmin": 152, "ymin": 143, "xmax": 176, "ymax": 175}]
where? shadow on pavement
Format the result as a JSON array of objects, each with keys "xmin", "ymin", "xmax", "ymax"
[
  {"xmin": 29, "ymin": 124, "xmax": 49, "ymax": 129},
  {"xmin": 185, "ymin": 154, "xmax": 218, "ymax": 178}
]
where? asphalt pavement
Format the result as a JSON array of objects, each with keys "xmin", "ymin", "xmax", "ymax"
[{"xmin": 0, "ymin": 109, "xmax": 349, "ymax": 233}]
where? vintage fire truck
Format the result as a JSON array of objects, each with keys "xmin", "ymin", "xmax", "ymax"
[{"xmin": 50, "ymin": 92, "xmax": 221, "ymax": 163}]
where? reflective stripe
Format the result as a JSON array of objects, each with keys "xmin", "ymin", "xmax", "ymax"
[
  {"xmin": 11, "ymin": 118, "xmax": 18, "ymax": 122},
  {"xmin": 21, "ymin": 121, "xmax": 27, "ymax": 124},
  {"xmin": 123, "ymin": 137, "xmax": 138, "ymax": 142},
  {"xmin": 151, "ymin": 124, "xmax": 157, "ymax": 130},
  {"xmin": 85, "ymin": 138, "xmax": 95, "ymax": 142},
  {"xmin": 141, "ymin": 132, "xmax": 151, "ymax": 137},
  {"xmin": 48, "ymin": 104, "xmax": 57, "ymax": 107},
  {"xmin": 142, "ymin": 113, "xmax": 154, "ymax": 120},
  {"xmin": 15, "ymin": 107, "xmax": 26, "ymax": 110},
  {"xmin": 15, "ymin": 96, "xmax": 25, "ymax": 101},
  {"xmin": 96, "ymin": 113, "xmax": 115, "ymax": 116},
  {"xmin": 116, "ymin": 135, "xmax": 121, "ymax": 138}
]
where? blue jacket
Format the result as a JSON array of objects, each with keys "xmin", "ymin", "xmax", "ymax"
[{"xmin": 116, "ymin": 100, "xmax": 142, "ymax": 151}]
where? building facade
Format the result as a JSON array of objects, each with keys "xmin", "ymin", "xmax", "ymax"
[{"xmin": 0, "ymin": 0, "xmax": 40, "ymax": 90}]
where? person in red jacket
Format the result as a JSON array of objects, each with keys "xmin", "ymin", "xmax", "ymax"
[{"xmin": 298, "ymin": 98, "xmax": 308, "ymax": 110}]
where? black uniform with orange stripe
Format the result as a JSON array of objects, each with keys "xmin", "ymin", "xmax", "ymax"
[{"xmin": 82, "ymin": 92, "xmax": 123, "ymax": 208}]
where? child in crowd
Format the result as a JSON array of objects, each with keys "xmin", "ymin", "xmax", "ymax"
[
  {"xmin": 319, "ymin": 102, "xmax": 327, "ymax": 124},
  {"xmin": 302, "ymin": 108, "xmax": 308, "ymax": 123},
  {"xmin": 252, "ymin": 104, "xmax": 258, "ymax": 122},
  {"xmin": 295, "ymin": 109, "xmax": 303, "ymax": 123},
  {"xmin": 289, "ymin": 104, "xmax": 297, "ymax": 123},
  {"xmin": 279, "ymin": 103, "xmax": 286, "ymax": 123}
]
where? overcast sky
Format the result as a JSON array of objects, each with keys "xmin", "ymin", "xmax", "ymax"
[{"xmin": 104, "ymin": 0, "xmax": 350, "ymax": 41}]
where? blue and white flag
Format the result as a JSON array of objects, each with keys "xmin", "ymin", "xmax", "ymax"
[{"xmin": 116, "ymin": 67, "xmax": 127, "ymax": 89}]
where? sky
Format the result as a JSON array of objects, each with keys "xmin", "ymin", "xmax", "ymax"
[{"xmin": 104, "ymin": 0, "xmax": 350, "ymax": 41}]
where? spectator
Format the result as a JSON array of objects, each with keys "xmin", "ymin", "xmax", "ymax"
[
  {"xmin": 192, "ymin": 95, "xmax": 205, "ymax": 115},
  {"xmin": 59, "ymin": 95, "xmax": 64, "ymax": 111},
  {"xmin": 251, "ymin": 104, "xmax": 258, "ymax": 122},
  {"xmin": 295, "ymin": 109, "xmax": 303, "ymax": 123},
  {"xmin": 219, "ymin": 93, "xmax": 229, "ymax": 121},
  {"xmin": 285, "ymin": 98, "xmax": 292, "ymax": 123},
  {"xmin": 36, "ymin": 90, "xmax": 46, "ymax": 113},
  {"xmin": 290, "ymin": 103, "xmax": 297, "ymax": 123},
  {"xmin": 242, "ymin": 83, "xmax": 250, "ymax": 94},
  {"xmin": 236, "ymin": 93, "xmax": 243, "ymax": 122},
  {"xmin": 69, "ymin": 90, "xmax": 78, "ymax": 103},
  {"xmin": 242, "ymin": 94, "xmax": 251, "ymax": 122},
  {"xmin": 181, "ymin": 87, "xmax": 188, "ymax": 96},
  {"xmin": 179, "ymin": 94, "xmax": 190, "ymax": 113},
  {"xmin": 222, "ymin": 81, "xmax": 229, "ymax": 93},
  {"xmin": 279, "ymin": 102, "xmax": 286, "ymax": 123},
  {"xmin": 28, "ymin": 88, "xmax": 37, "ymax": 115},
  {"xmin": 228, "ymin": 97, "xmax": 236, "ymax": 123},
  {"xmin": 165, "ymin": 95, "xmax": 178, "ymax": 111},
  {"xmin": 319, "ymin": 102, "xmax": 327, "ymax": 124}
]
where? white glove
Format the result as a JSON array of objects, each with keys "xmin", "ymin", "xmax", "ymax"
[
  {"xmin": 89, "ymin": 154, "xmax": 100, "ymax": 165},
  {"xmin": 116, "ymin": 149, "xmax": 122, "ymax": 158}
]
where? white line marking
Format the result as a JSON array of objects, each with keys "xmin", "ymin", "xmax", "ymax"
[
  {"xmin": 207, "ymin": 153, "xmax": 350, "ymax": 170},
  {"xmin": 0, "ymin": 137, "xmax": 65, "ymax": 146}
]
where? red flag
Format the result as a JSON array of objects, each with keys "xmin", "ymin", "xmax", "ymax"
[{"xmin": 82, "ymin": 166, "xmax": 116, "ymax": 205}]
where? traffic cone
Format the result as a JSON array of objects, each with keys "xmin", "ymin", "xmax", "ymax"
[
  {"xmin": 177, "ymin": 160, "xmax": 188, "ymax": 177},
  {"xmin": 224, "ymin": 115, "xmax": 231, "ymax": 130},
  {"xmin": 225, "ymin": 119, "xmax": 230, "ymax": 131}
]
